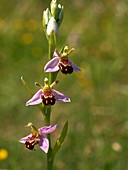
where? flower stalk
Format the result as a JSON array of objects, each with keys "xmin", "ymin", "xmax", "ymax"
[
  {"xmin": 46, "ymin": 20, "xmax": 56, "ymax": 170},
  {"xmin": 44, "ymin": 106, "xmax": 53, "ymax": 170},
  {"xmin": 20, "ymin": 0, "xmax": 80, "ymax": 169},
  {"xmin": 44, "ymin": 2, "xmax": 57, "ymax": 167}
]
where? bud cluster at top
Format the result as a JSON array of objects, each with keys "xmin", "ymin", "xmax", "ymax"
[{"xmin": 43, "ymin": 0, "xmax": 64, "ymax": 37}]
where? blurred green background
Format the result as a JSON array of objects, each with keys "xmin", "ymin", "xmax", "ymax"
[{"xmin": 0, "ymin": 0, "xmax": 128, "ymax": 169}]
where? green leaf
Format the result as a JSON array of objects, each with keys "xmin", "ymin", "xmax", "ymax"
[
  {"xmin": 49, "ymin": 71, "xmax": 59, "ymax": 84},
  {"xmin": 21, "ymin": 76, "xmax": 33, "ymax": 96},
  {"xmin": 21, "ymin": 76, "xmax": 45, "ymax": 115},
  {"xmin": 51, "ymin": 121, "xmax": 68, "ymax": 159}
]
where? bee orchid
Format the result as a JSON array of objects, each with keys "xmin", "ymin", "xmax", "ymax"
[
  {"xmin": 26, "ymin": 78, "xmax": 70, "ymax": 106},
  {"xmin": 19, "ymin": 123, "xmax": 57, "ymax": 153},
  {"xmin": 44, "ymin": 46, "xmax": 81, "ymax": 74}
]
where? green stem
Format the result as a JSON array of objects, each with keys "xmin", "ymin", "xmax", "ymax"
[
  {"xmin": 44, "ymin": 37, "xmax": 56, "ymax": 170},
  {"xmin": 44, "ymin": 106, "xmax": 54, "ymax": 170},
  {"xmin": 44, "ymin": 29, "xmax": 56, "ymax": 170}
]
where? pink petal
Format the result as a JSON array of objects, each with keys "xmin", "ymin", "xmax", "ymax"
[
  {"xmin": 69, "ymin": 59, "xmax": 81, "ymax": 72},
  {"xmin": 44, "ymin": 57, "xmax": 60, "ymax": 72},
  {"xmin": 19, "ymin": 134, "xmax": 32, "ymax": 144},
  {"xmin": 52, "ymin": 89, "xmax": 71, "ymax": 102},
  {"xmin": 26, "ymin": 89, "xmax": 43, "ymax": 106},
  {"xmin": 39, "ymin": 124, "xmax": 58, "ymax": 134},
  {"xmin": 39, "ymin": 135, "xmax": 49, "ymax": 153}
]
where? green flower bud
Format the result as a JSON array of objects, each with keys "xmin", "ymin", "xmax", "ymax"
[
  {"xmin": 42, "ymin": 8, "xmax": 51, "ymax": 31},
  {"xmin": 57, "ymin": 4, "xmax": 64, "ymax": 27},
  {"xmin": 47, "ymin": 17, "xmax": 58, "ymax": 36},
  {"xmin": 50, "ymin": 0, "xmax": 58, "ymax": 18},
  {"xmin": 50, "ymin": 0, "xmax": 64, "ymax": 27}
]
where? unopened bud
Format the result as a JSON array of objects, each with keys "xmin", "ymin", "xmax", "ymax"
[
  {"xmin": 42, "ymin": 8, "xmax": 51, "ymax": 31},
  {"xmin": 50, "ymin": 0, "xmax": 64, "ymax": 27},
  {"xmin": 50, "ymin": 0, "xmax": 58, "ymax": 18},
  {"xmin": 46, "ymin": 17, "xmax": 58, "ymax": 36},
  {"xmin": 57, "ymin": 4, "xmax": 64, "ymax": 27}
]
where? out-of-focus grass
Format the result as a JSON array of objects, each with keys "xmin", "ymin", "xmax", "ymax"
[{"xmin": 0, "ymin": 0, "xmax": 128, "ymax": 169}]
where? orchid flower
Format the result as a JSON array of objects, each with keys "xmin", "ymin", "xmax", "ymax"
[
  {"xmin": 44, "ymin": 46, "xmax": 81, "ymax": 74},
  {"xmin": 19, "ymin": 122, "xmax": 57, "ymax": 153},
  {"xmin": 26, "ymin": 78, "xmax": 70, "ymax": 106}
]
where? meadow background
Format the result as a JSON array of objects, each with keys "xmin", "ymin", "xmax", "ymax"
[{"xmin": 0, "ymin": 0, "xmax": 128, "ymax": 169}]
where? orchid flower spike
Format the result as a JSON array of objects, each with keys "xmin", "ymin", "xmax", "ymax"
[
  {"xmin": 26, "ymin": 78, "xmax": 70, "ymax": 106},
  {"xmin": 19, "ymin": 123, "xmax": 57, "ymax": 153},
  {"xmin": 44, "ymin": 46, "xmax": 81, "ymax": 74}
]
